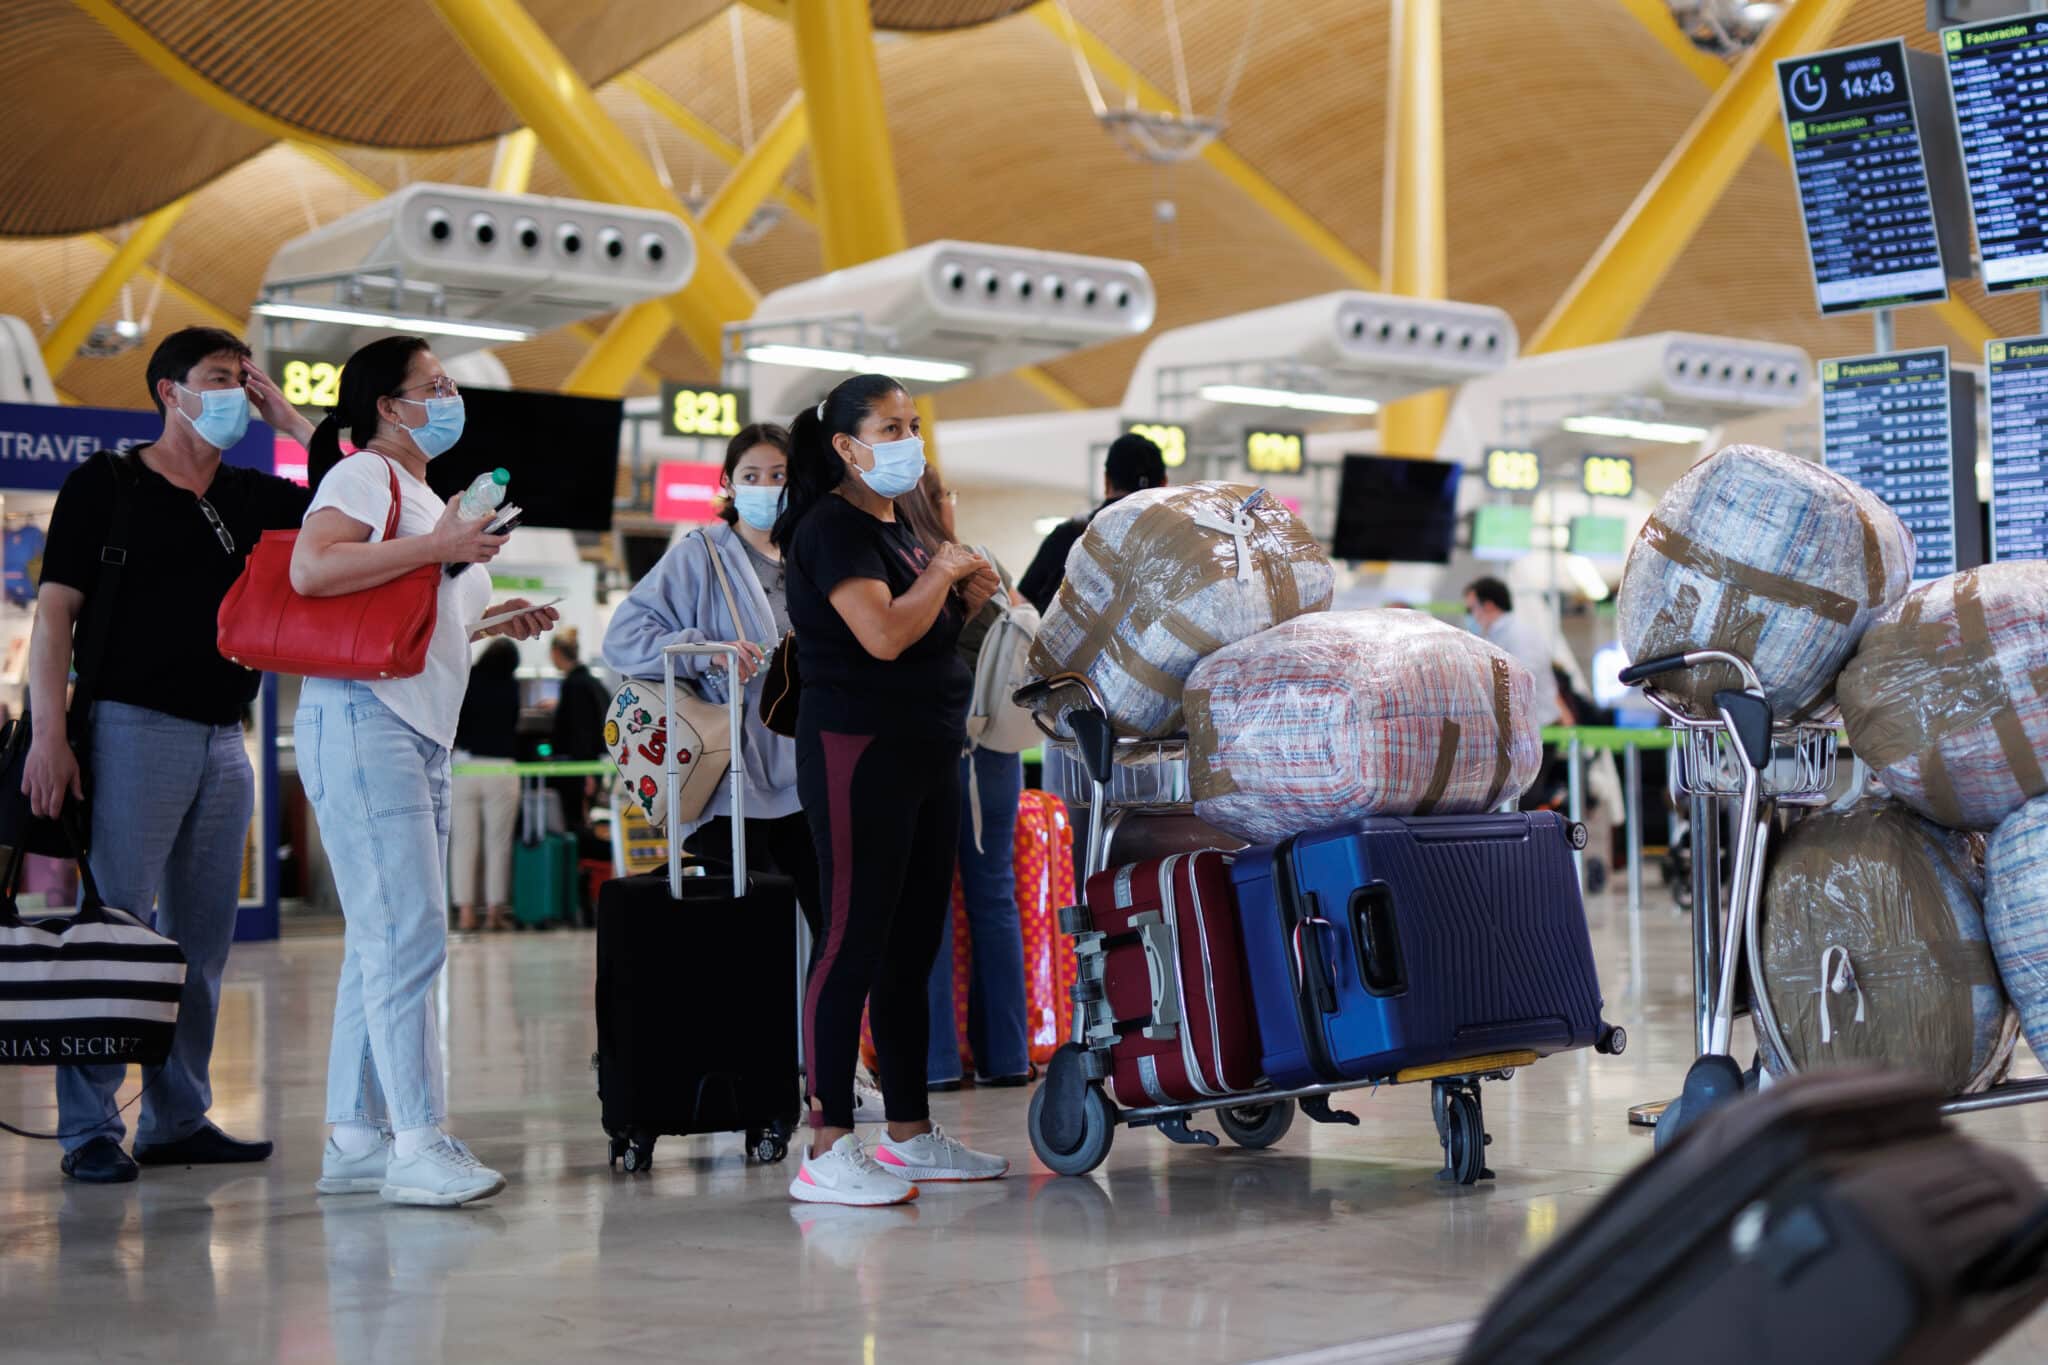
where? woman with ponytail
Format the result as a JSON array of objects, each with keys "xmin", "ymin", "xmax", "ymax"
[
  {"xmin": 292, "ymin": 335, "xmax": 558, "ymax": 1209},
  {"xmin": 778, "ymin": 375, "xmax": 1010, "ymax": 1207}
]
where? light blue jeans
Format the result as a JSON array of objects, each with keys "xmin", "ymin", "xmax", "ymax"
[
  {"xmin": 298, "ymin": 679, "xmax": 450, "ymax": 1134},
  {"xmin": 58, "ymin": 702, "xmax": 254, "ymax": 1153},
  {"xmin": 926, "ymin": 748, "xmax": 1030, "ymax": 1084}
]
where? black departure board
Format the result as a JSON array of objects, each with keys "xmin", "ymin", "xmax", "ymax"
[
  {"xmin": 1945, "ymin": 17, "xmax": 2048, "ymax": 294},
  {"xmin": 1988, "ymin": 336, "xmax": 2048, "ymax": 562},
  {"xmin": 1820, "ymin": 348, "xmax": 1981, "ymax": 581},
  {"xmin": 1777, "ymin": 41, "xmax": 1951, "ymax": 313}
]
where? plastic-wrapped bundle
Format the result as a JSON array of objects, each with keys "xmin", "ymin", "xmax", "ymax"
[
  {"xmin": 1838, "ymin": 562, "xmax": 2048, "ymax": 831},
  {"xmin": 1028, "ymin": 482, "xmax": 1333, "ymax": 738},
  {"xmin": 1986, "ymin": 794, "xmax": 2048, "ymax": 1068},
  {"xmin": 1757, "ymin": 800, "xmax": 2014, "ymax": 1095},
  {"xmin": 1182, "ymin": 610, "xmax": 1542, "ymax": 844},
  {"xmin": 1616, "ymin": 444, "xmax": 1913, "ymax": 720}
]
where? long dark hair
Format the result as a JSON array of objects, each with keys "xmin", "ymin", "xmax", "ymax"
[
  {"xmin": 897, "ymin": 465, "xmax": 950, "ymax": 559},
  {"xmin": 306, "ymin": 335, "xmax": 430, "ymax": 491},
  {"xmin": 772, "ymin": 373, "xmax": 906, "ymax": 549},
  {"xmin": 719, "ymin": 422, "xmax": 791, "ymax": 526}
]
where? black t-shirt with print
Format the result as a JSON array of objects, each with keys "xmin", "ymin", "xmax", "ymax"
[
  {"xmin": 785, "ymin": 493, "xmax": 970, "ymax": 740},
  {"xmin": 40, "ymin": 448, "xmax": 311, "ymax": 726}
]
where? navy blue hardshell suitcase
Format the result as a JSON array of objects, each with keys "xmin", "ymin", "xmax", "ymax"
[{"xmin": 1231, "ymin": 812, "xmax": 1615, "ymax": 1088}]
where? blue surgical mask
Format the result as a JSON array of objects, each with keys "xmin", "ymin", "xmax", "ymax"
[
  {"xmin": 398, "ymin": 394, "xmax": 466, "ymax": 460},
  {"xmin": 1464, "ymin": 612, "xmax": 1480, "ymax": 635},
  {"xmin": 731, "ymin": 485, "xmax": 783, "ymax": 531},
  {"xmin": 174, "ymin": 382, "xmax": 251, "ymax": 450},
  {"xmin": 850, "ymin": 435, "xmax": 927, "ymax": 500}
]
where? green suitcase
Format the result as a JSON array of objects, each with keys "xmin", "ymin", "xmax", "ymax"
[{"xmin": 513, "ymin": 833, "xmax": 578, "ymax": 928}]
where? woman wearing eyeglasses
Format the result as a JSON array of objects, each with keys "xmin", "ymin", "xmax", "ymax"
[{"xmin": 291, "ymin": 335, "xmax": 559, "ymax": 1208}]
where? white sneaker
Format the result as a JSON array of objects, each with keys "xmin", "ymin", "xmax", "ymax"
[
  {"xmin": 380, "ymin": 1138, "xmax": 507, "ymax": 1208},
  {"xmin": 870, "ymin": 1124, "xmax": 1010, "ymax": 1183},
  {"xmin": 853, "ymin": 1076, "xmax": 887, "ymax": 1125},
  {"xmin": 317, "ymin": 1132, "xmax": 394, "ymax": 1195},
  {"xmin": 789, "ymin": 1134, "xmax": 918, "ymax": 1207}
]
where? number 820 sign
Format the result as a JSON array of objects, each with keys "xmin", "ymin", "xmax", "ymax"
[{"xmin": 660, "ymin": 383, "xmax": 750, "ymax": 440}]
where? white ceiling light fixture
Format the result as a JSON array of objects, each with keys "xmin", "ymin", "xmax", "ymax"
[
  {"xmin": 249, "ymin": 300, "xmax": 533, "ymax": 344},
  {"xmin": 743, "ymin": 343, "xmax": 972, "ymax": 385},
  {"xmin": 1195, "ymin": 383, "xmax": 1380, "ymax": 415},
  {"xmin": 1561, "ymin": 414, "xmax": 1714, "ymax": 445}
]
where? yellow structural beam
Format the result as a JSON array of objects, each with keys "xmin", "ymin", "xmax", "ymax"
[
  {"xmin": 1530, "ymin": 0, "xmax": 1855, "ymax": 353},
  {"xmin": 43, "ymin": 197, "xmax": 191, "ymax": 380},
  {"xmin": 82, "ymin": 233, "xmax": 242, "ymax": 332},
  {"xmin": 1016, "ymin": 366, "xmax": 1089, "ymax": 411},
  {"xmin": 1378, "ymin": 0, "xmax": 1449, "ymax": 456},
  {"xmin": 426, "ymin": 0, "xmax": 759, "ymax": 366},
  {"xmin": 562, "ymin": 304, "xmax": 677, "ymax": 397},
  {"xmin": 792, "ymin": 0, "xmax": 908, "ymax": 272},
  {"xmin": 617, "ymin": 72, "xmax": 819, "ymax": 229},
  {"xmin": 488, "ymin": 128, "xmax": 540, "ymax": 194},
  {"xmin": 1031, "ymin": 2, "xmax": 1378, "ymax": 290},
  {"xmin": 701, "ymin": 96, "xmax": 808, "ymax": 248}
]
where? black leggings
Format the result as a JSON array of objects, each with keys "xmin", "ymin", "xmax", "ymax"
[
  {"xmin": 685, "ymin": 811, "xmax": 824, "ymax": 946},
  {"xmin": 798, "ymin": 724, "xmax": 960, "ymax": 1130}
]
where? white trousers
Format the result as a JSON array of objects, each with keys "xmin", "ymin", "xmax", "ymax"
[{"xmin": 449, "ymin": 771, "xmax": 520, "ymax": 908}]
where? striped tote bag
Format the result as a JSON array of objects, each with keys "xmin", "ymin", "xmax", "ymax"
[{"xmin": 0, "ymin": 850, "xmax": 184, "ymax": 1068}]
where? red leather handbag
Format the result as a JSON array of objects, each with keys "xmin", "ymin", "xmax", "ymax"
[{"xmin": 217, "ymin": 458, "xmax": 440, "ymax": 681}]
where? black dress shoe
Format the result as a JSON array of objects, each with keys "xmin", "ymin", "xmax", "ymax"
[
  {"xmin": 133, "ymin": 1122, "xmax": 273, "ymax": 1167},
  {"xmin": 61, "ymin": 1136, "xmax": 140, "ymax": 1184}
]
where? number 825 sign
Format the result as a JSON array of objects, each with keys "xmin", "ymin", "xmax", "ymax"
[{"xmin": 660, "ymin": 383, "xmax": 749, "ymax": 440}]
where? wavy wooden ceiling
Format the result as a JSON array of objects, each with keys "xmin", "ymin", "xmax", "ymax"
[{"xmin": 6, "ymin": 0, "xmax": 2008, "ymax": 427}]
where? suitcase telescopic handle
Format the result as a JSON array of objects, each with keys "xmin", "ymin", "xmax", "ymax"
[{"xmin": 663, "ymin": 643, "xmax": 749, "ymax": 900}]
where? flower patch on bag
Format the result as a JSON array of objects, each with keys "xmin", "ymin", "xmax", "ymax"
[{"xmin": 608, "ymin": 684, "xmax": 671, "ymax": 826}]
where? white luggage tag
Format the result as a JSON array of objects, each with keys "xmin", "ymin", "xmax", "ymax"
[{"xmin": 1190, "ymin": 488, "xmax": 1267, "ymax": 586}]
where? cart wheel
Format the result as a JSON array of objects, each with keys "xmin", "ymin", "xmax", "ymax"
[
  {"xmin": 1597, "ymin": 1025, "xmax": 1629, "ymax": 1056},
  {"xmin": 1443, "ymin": 1091, "xmax": 1488, "ymax": 1186},
  {"xmin": 1029, "ymin": 1081, "xmax": 1116, "ymax": 1177},
  {"xmin": 1215, "ymin": 1101, "xmax": 1295, "ymax": 1150}
]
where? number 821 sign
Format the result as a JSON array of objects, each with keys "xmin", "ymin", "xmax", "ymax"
[{"xmin": 660, "ymin": 383, "xmax": 749, "ymax": 440}]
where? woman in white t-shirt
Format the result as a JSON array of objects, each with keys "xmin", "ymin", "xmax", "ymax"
[{"xmin": 291, "ymin": 335, "xmax": 558, "ymax": 1209}]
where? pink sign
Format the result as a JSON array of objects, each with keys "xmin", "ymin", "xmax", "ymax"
[{"xmin": 652, "ymin": 461, "xmax": 724, "ymax": 524}]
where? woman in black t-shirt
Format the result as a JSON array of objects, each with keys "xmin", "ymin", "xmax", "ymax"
[{"xmin": 776, "ymin": 373, "xmax": 1011, "ymax": 1207}]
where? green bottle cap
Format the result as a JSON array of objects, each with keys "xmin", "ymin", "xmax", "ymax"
[{"xmin": 491, "ymin": 468, "xmax": 510, "ymax": 485}]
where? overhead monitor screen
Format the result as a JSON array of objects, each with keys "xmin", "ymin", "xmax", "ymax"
[
  {"xmin": 1331, "ymin": 455, "xmax": 1460, "ymax": 564},
  {"xmin": 1987, "ymin": 337, "xmax": 2048, "ymax": 562},
  {"xmin": 1777, "ymin": 41, "xmax": 1950, "ymax": 313},
  {"xmin": 1944, "ymin": 17, "xmax": 2048, "ymax": 294},
  {"xmin": 1819, "ymin": 348, "xmax": 1972, "ymax": 582},
  {"xmin": 428, "ymin": 387, "xmax": 624, "ymax": 534}
]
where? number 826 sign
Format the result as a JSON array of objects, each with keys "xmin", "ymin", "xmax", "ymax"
[{"xmin": 660, "ymin": 383, "xmax": 750, "ymax": 440}]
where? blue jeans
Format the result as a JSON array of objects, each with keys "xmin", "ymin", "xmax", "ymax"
[
  {"xmin": 298, "ymin": 680, "xmax": 451, "ymax": 1134},
  {"xmin": 57, "ymin": 702, "xmax": 254, "ymax": 1153},
  {"xmin": 926, "ymin": 748, "xmax": 1029, "ymax": 1083}
]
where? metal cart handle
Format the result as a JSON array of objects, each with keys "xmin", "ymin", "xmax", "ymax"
[
  {"xmin": 1014, "ymin": 672, "xmax": 1117, "ymax": 785},
  {"xmin": 1618, "ymin": 648, "xmax": 1767, "ymax": 695}
]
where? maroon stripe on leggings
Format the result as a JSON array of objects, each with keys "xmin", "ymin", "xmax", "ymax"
[{"xmin": 802, "ymin": 730, "xmax": 873, "ymax": 1115}]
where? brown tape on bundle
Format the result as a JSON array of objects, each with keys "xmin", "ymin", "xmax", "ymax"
[
  {"xmin": 1482, "ymin": 656, "xmax": 1515, "ymax": 809},
  {"xmin": 1414, "ymin": 719, "xmax": 1463, "ymax": 817},
  {"xmin": 1183, "ymin": 686, "xmax": 1235, "ymax": 798},
  {"xmin": 1854, "ymin": 500, "xmax": 1889, "ymax": 609},
  {"xmin": 1640, "ymin": 517, "xmax": 1863, "ymax": 626}
]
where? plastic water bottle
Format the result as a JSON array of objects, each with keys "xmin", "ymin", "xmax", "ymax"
[{"xmin": 458, "ymin": 468, "xmax": 510, "ymax": 521}]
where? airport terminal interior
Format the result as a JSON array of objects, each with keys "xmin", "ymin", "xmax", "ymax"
[{"xmin": 9, "ymin": 0, "xmax": 2048, "ymax": 1361}]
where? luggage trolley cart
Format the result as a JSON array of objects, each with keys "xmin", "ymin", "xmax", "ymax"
[
  {"xmin": 1014, "ymin": 673, "xmax": 1619, "ymax": 1184},
  {"xmin": 1621, "ymin": 647, "xmax": 2048, "ymax": 1147}
]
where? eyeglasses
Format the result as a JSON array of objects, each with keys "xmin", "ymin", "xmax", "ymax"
[
  {"xmin": 398, "ymin": 377, "xmax": 461, "ymax": 399},
  {"xmin": 196, "ymin": 497, "xmax": 234, "ymax": 556}
]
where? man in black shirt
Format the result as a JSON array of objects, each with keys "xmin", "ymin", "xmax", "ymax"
[
  {"xmin": 1016, "ymin": 430, "xmax": 1168, "ymax": 615},
  {"xmin": 546, "ymin": 630, "xmax": 612, "ymax": 861},
  {"xmin": 24, "ymin": 327, "xmax": 314, "ymax": 1183}
]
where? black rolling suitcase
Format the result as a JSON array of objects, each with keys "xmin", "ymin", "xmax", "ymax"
[
  {"xmin": 1460, "ymin": 1071, "xmax": 2048, "ymax": 1365},
  {"xmin": 595, "ymin": 644, "xmax": 802, "ymax": 1173}
]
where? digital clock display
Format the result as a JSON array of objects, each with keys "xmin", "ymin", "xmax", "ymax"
[
  {"xmin": 1483, "ymin": 447, "xmax": 1541, "ymax": 493},
  {"xmin": 660, "ymin": 383, "xmax": 749, "ymax": 440},
  {"xmin": 1123, "ymin": 419, "xmax": 1188, "ymax": 469},
  {"xmin": 1777, "ymin": 41, "xmax": 1950, "ymax": 314},
  {"xmin": 1243, "ymin": 427, "xmax": 1304, "ymax": 475}
]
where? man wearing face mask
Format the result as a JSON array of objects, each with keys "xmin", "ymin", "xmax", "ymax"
[{"xmin": 24, "ymin": 326, "xmax": 315, "ymax": 1183}]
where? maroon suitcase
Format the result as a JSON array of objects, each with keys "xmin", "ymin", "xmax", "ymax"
[{"xmin": 1080, "ymin": 852, "xmax": 1263, "ymax": 1108}]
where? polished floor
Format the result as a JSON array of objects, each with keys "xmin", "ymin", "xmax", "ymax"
[{"xmin": 6, "ymin": 887, "xmax": 2048, "ymax": 1364}]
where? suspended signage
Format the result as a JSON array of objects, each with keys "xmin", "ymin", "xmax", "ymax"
[
  {"xmin": 1483, "ymin": 446, "xmax": 1541, "ymax": 493},
  {"xmin": 660, "ymin": 383, "xmax": 749, "ymax": 440},
  {"xmin": 1944, "ymin": 16, "xmax": 2048, "ymax": 294},
  {"xmin": 1471, "ymin": 504, "xmax": 1533, "ymax": 561},
  {"xmin": 1819, "ymin": 348, "xmax": 1982, "ymax": 581},
  {"xmin": 1122, "ymin": 418, "xmax": 1188, "ymax": 469},
  {"xmin": 1242, "ymin": 427, "xmax": 1304, "ymax": 475},
  {"xmin": 651, "ymin": 460, "xmax": 725, "ymax": 524},
  {"xmin": 0, "ymin": 402, "xmax": 275, "ymax": 491},
  {"xmin": 1581, "ymin": 454, "xmax": 1636, "ymax": 500},
  {"xmin": 1986, "ymin": 337, "xmax": 2048, "ymax": 562},
  {"xmin": 273, "ymin": 349, "xmax": 350, "ymax": 413}
]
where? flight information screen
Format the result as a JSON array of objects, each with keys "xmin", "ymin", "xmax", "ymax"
[
  {"xmin": 1988, "ymin": 337, "xmax": 2048, "ymax": 562},
  {"xmin": 1778, "ymin": 41, "xmax": 1950, "ymax": 313},
  {"xmin": 1820, "ymin": 348, "xmax": 1963, "ymax": 581},
  {"xmin": 1945, "ymin": 16, "xmax": 2048, "ymax": 294}
]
